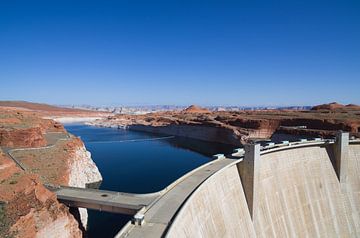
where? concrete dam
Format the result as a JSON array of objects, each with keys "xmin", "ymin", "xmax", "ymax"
[
  {"xmin": 53, "ymin": 133, "xmax": 360, "ymax": 237},
  {"xmin": 112, "ymin": 132, "xmax": 359, "ymax": 237}
]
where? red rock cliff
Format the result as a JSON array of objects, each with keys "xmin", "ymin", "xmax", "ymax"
[{"xmin": 0, "ymin": 151, "xmax": 82, "ymax": 238}]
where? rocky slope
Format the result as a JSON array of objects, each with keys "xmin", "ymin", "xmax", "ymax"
[
  {"xmin": 0, "ymin": 109, "xmax": 102, "ymax": 237},
  {"xmin": 0, "ymin": 150, "xmax": 82, "ymax": 238},
  {"xmin": 90, "ymin": 103, "xmax": 360, "ymax": 145},
  {"xmin": 0, "ymin": 111, "xmax": 64, "ymax": 148}
]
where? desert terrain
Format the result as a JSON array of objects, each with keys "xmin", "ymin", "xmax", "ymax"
[
  {"xmin": 90, "ymin": 103, "xmax": 360, "ymax": 145},
  {"xmin": 0, "ymin": 107, "xmax": 102, "ymax": 237}
]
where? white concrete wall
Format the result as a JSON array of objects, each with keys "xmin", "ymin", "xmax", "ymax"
[
  {"xmin": 344, "ymin": 144, "xmax": 360, "ymax": 234},
  {"xmin": 166, "ymin": 165, "xmax": 255, "ymax": 238},
  {"xmin": 256, "ymin": 146, "xmax": 356, "ymax": 237},
  {"xmin": 166, "ymin": 144, "xmax": 360, "ymax": 238}
]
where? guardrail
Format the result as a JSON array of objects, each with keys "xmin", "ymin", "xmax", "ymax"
[{"xmin": 222, "ymin": 136, "xmax": 360, "ymax": 159}]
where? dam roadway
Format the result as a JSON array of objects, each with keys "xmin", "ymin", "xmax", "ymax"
[
  {"xmin": 50, "ymin": 133, "xmax": 360, "ymax": 238},
  {"xmin": 46, "ymin": 185, "xmax": 161, "ymax": 215}
]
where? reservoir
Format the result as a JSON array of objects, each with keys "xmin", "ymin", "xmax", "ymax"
[{"xmin": 65, "ymin": 124, "xmax": 234, "ymax": 237}]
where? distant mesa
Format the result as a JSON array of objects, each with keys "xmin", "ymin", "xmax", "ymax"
[
  {"xmin": 0, "ymin": 100, "xmax": 90, "ymax": 112},
  {"xmin": 311, "ymin": 102, "xmax": 360, "ymax": 111},
  {"xmin": 345, "ymin": 103, "xmax": 360, "ymax": 109},
  {"xmin": 182, "ymin": 105, "xmax": 211, "ymax": 114},
  {"xmin": 0, "ymin": 100, "xmax": 110, "ymax": 118}
]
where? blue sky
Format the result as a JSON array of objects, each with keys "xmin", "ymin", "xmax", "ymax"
[{"xmin": 0, "ymin": 0, "xmax": 359, "ymax": 106}]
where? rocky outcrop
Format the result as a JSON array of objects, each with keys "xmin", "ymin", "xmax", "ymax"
[
  {"xmin": 66, "ymin": 138, "xmax": 102, "ymax": 188},
  {"xmin": 0, "ymin": 110, "xmax": 65, "ymax": 148},
  {"xmin": 66, "ymin": 138, "xmax": 102, "ymax": 228},
  {"xmin": 0, "ymin": 127, "xmax": 47, "ymax": 148},
  {"xmin": 0, "ymin": 151, "xmax": 82, "ymax": 238},
  {"xmin": 11, "ymin": 136, "xmax": 104, "ymax": 230},
  {"xmin": 0, "ymin": 109, "xmax": 103, "ymax": 236}
]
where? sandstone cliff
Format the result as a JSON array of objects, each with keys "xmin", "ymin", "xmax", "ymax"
[
  {"xmin": 0, "ymin": 150, "xmax": 82, "ymax": 238},
  {"xmin": 0, "ymin": 109, "xmax": 102, "ymax": 236},
  {"xmin": 0, "ymin": 111, "xmax": 64, "ymax": 148}
]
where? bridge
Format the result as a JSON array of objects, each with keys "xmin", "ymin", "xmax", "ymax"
[
  {"xmin": 44, "ymin": 132, "xmax": 360, "ymax": 237},
  {"xmin": 46, "ymin": 185, "xmax": 160, "ymax": 216}
]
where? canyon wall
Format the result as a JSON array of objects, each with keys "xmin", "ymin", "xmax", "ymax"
[
  {"xmin": 0, "ymin": 151, "xmax": 82, "ymax": 238},
  {"xmin": 129, "ymin": 124, "xmax": 243, "ymax": 145},
  {"xmin": 165, "ymin": 143, "xmax": 360, "ymax": 238},
  {"xmin": 0, "ymin": 127, "xmax": 47, "ymax": 148},
  {"xmin": 67, "ymin": 138, "xmax": 102, "ymax": 228},
  {"xmin": 0, "ymin": 110, "xmax": 102, "ymax": 237}
]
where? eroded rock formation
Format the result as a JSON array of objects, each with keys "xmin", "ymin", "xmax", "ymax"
[
  {"xmin": 0, "ymin": 150, "xmax": 82, "ymax": 238},
  {"xmin": 0, "ymin": 109, "xmax": 102, "ymax": 237}
]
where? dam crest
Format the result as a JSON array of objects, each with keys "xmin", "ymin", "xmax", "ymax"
[{"xmin": 116, "ymin": 132, "xmax": 360, "ymax": 237}]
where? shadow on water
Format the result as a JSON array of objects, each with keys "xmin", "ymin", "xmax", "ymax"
[
  {"xmin": 163, "ymin": 136, "xmax": 235, "ymax": 157},
  {"xmin": 64, "ymin": 124, "xmax": 235, "ymax": 238}
]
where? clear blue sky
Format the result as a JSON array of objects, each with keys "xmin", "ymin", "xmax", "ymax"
[{"xmin": 0, "ymin": 0, "xmax": 359, "ymax": 106}]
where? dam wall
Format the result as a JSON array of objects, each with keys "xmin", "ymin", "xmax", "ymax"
[
  {"xmin": 345, "ymin": 144, "xmax": 360, "ymax": 232},
  {"xmin": 166, "ymin": 165, "xmax": 255, "ymax": 238},
  {"xmin": 254, "ymin": 145, "xmax": 355, "ymax": 237},
  {"xmin": 165, "ymin": 136, "xmax": 360, "ymax": 238}
]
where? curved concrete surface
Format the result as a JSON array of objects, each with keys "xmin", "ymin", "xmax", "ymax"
[
  {"xmin": 346, "ymin": 144, "xmax": 360, "ymax": 233},
  {"xmin": 254, "ymin": 145, "xmax": 354, "ymax": 237},
  {"xmin": 167, "ymin": 165, "xmax": 255, "ymax": 238},
  {"xmin": 118, "ymin": 135, "xmax": 360, "ymax": 238}
]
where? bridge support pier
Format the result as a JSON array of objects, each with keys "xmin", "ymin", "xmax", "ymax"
[
  {"xmin": 334, "ymin": 131, "xmax": 349, "ymax": 191},
  {"xmin": 237, "ymin": 143, "xmax": 260, "ymax": 219}
]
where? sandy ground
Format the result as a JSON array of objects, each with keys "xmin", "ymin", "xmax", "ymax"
[{"xmin": 48, "ymin": 117, "xmax": 103, "ymax": 124}]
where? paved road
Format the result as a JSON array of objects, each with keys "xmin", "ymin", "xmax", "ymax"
[
  {"xmin": 47, "ymin": 185, "xmax": 160, "ymax": 215},
  {"xmin": 1, "ymin": 132, "xmax": 71, "ymax": 171}
]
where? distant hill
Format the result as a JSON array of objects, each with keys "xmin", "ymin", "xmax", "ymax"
[
  {"xmin": 0, "ymin": 101, "xmax": 91, "ymax": 112},
  {"xmin": 0, "ymin": 101, "xmax": 110, "ymax": 118},
  {"xmin": 311, "ymin": 102, "xmax": 360, "ymax": 111},
  {"xmin": 182, "ymin": 105, "xmax": 211, "ymax": 114}
]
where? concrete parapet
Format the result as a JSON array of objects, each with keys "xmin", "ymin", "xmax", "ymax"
[
  {"xmin": 281, "ymin": 140, "xmax": 289, "ymax": 145},
  {"xmin": 212, "ymin": 154, "xmax": 225, "ymax": 159},
  {"xmin": 238, "ymin": 143, "xmax": 260, "ymax": 219},
  {"xmin": 266, "ymin": 142, "xmax": 275, "ymax": 147},
  {"xmin": 233, "ymin": 148, "xmax": 245, "ymax": 154}
]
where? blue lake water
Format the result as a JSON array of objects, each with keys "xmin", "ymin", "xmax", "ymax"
[{"xmin": 65, "ymin": 124, "xmax": 234, "ymax": 237}]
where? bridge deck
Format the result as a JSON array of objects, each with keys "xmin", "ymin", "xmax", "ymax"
[{"xmin": 47, "ymin": 186, "xmax": 160, "ymax": 215}]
